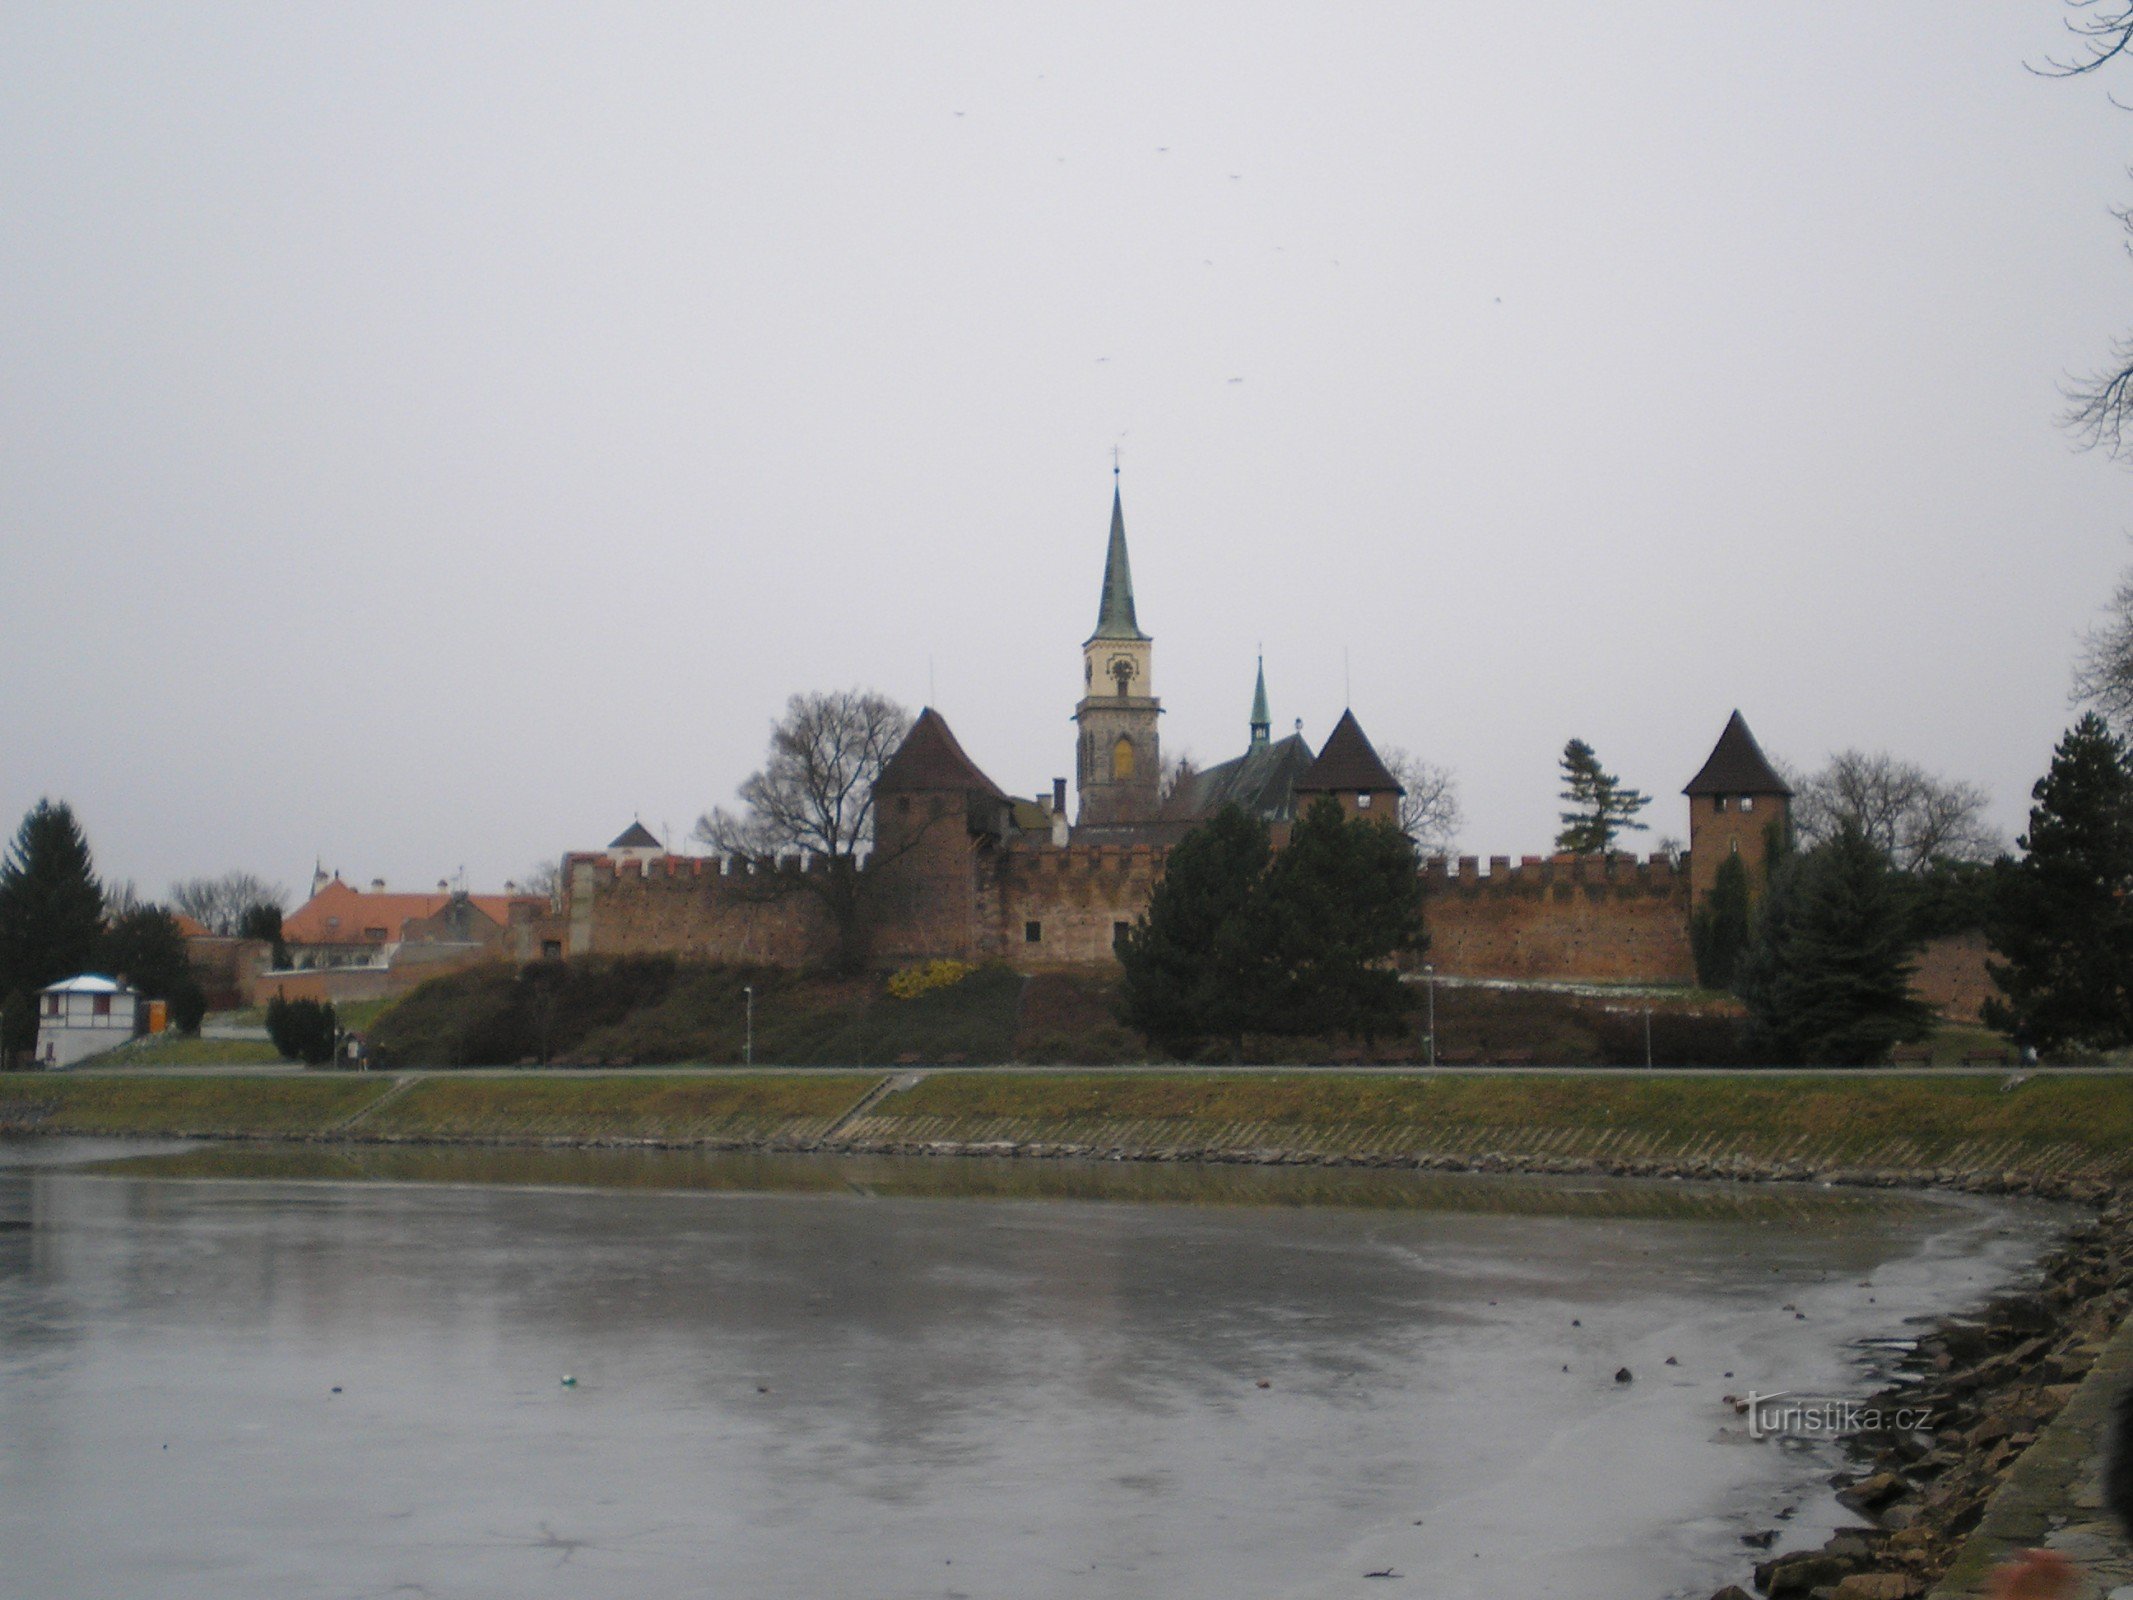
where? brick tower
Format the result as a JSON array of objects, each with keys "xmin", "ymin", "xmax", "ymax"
[
  {"xmin": 1074, "ymin": 478, "xmax": 1161, "ymax": 825},
  {"xmin": 1683, "ymin": 710, "xmax": 1792, "ymax": 908}
]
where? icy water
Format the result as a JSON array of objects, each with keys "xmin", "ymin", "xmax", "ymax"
[{"xmin": 0, "ymin": 1138, "xmax": 2067, "ymax": 1600}]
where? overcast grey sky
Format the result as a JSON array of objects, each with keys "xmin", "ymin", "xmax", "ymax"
[{"xmin": 4, "ymin": 3, "xmax": 2131, "ymax": 897}]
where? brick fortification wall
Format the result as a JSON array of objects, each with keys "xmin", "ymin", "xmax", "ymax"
[
  {"xmin": 986, "ymin": 841, "xmax": 1165, "ymax": 967},
  {"xmin": 565, "ymin": 854, "xmax": 832, "ymax": 965},
  {"xmin": 1419, "ymin": 853, "xmax": 1697, "ymax": 985},
  {"xmin": 561, "ymin": 844, "xmax": 1706, "ymax": 982}
]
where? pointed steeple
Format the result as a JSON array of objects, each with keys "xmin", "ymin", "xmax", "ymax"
[
  {"xmin": 1249, "ymin": 656, "xmax": 1270, "ymax": 750},
  {"xmin": 1090, "ymin": 484, "xmax": 1147, "ymax": 641}
]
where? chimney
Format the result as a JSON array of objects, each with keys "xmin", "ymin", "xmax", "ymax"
[
  {"xmin": 369, "ymin": 878, "xmax": 385, "ymax": 894},
  {"xmin": 504, "ymin": 880, "xmax": 518, "ymax": 894},
  {"xmin": 1052, "ymin": 777, "xmax": 1067, "ymax": 814},
  {"xmin": 437, "ymin": 879, "xmax": 449, "ymax": 894}
]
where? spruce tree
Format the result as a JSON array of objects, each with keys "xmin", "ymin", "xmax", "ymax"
[
  {"xmin": 1735, "ymin": 821, "xmax": 1935, "ymax": 1065},
  {"xmin": 98, "ymin": 905, "xmax": 192, "ymax": 1001},
  {"xmin": 1555, "ymin": 739, "xmax": 1651, "ymax": 854},
  {"xmin": 1118, "ymin": 805, "xmax": 1274, "ymax": 1059},
  {"xmin": 0, "ymin": 800, "xmax": 104, "ymax": 999},
  {"xmin": 1982, "ymin": 714, "xmax": 2133, "ymax": 1050},
  {"xmin": 1258, "ymin": 796, "xmax": 1424, "ymax": 1042},
  {"xmin": 1691, "ymin": 853, "xmax": 1753, "ymax": 991}
]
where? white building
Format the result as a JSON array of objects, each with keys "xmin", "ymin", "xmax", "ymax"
[{"xmin": 34, "ymin": 975, "xmax": 143, "ymax": 1069}]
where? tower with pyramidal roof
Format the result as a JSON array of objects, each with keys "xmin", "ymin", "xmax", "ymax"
[
  {"xmin": 1074, "ymin": 478, "xmax": 1162, "ymax": 825},
  {"xmin": 1683, "ymin": 709, "xmax": 1793, "ymax": 908}
]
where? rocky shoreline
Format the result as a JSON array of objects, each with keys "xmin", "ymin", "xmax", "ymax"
[{"xmin": 1699, "ymin": 1194, "xmax": 2133, "ymax": 1600}]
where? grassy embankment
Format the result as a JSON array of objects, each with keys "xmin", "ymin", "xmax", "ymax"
[
  {"xmin": 839, "ymin": 1070, "xmax": 2133, "ymax": 1183},
  {"xmin": 0, "ymin": 1071, "xmax": 882, "ymax": 1144},
  {"xmin": 7, "ymin": 1067, "xmax": 2133, "ymax": 1184},
  {"xmin": 358, "ymin": 958, "xmax": 2019, "ymax": 1069}
]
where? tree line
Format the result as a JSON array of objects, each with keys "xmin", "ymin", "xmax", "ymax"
[{"xmin": 0, "ymin": 801, "xmax": 286, "ymax": 1064}]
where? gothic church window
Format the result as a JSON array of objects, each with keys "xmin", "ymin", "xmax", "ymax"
[
  {"xmin": 1112, "ymin": 736, "xmax": 1134, "ymax": 780},
  {"xmin": 1025, "ymin": 920, "xmax": 1042, "ymax": 943}
]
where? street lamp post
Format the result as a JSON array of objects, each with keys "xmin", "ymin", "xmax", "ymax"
[
  {"xmin": 1424, "ymin": 964, "xmax": 1436, "ymax": 1068},
  {"xmin": 744, "ymin": 985, "xmax": 754, "ymax": 1068}
]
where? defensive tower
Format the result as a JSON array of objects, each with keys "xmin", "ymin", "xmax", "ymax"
[{"xmin": 1683, "ymin": 710, "xmax": 1792, "ymax": 906}]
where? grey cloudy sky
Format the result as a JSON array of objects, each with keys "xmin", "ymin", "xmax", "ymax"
[{"xmin": 4, "ymin": 3, "xmax": 2131, "ymax": 897}]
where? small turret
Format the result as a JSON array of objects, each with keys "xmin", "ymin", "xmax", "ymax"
[{"xmin": 1249, "ymin": 657, "xmax": 1271, "ymax": 751}]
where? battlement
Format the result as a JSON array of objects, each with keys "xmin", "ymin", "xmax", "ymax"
[
  {"xmin": 566, "ymin": 850, "xmax": 845, "ymax": 884},
  {"xmin": 1420, "ymin": 851, "xmax": 1690, "ymax": 894},
  {"xmin": 997, "ymin": 839, "xmax": 1167, "ymax": 877}
]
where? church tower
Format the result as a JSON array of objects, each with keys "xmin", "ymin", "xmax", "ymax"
[{"xmin": 1075, "ymin": 479, "xmax": 1161, "ymax": 825}]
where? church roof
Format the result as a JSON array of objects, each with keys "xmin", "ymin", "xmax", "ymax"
[
  {"xmin": 1296, "ymin": 709, "xmax": 1403, "ymax": 795},
  {"xmin": 1089, "ymin": 486, "xmax": 1147, "ymax": 642},
  {"xmin": 875, "ymin": 707, "xmax": 1007, "ymax": 797},
  {"xmin": 1682, "ymin": 710, "xmax": 1791, "ymax": 797},
  {"xmin": 1183, "ymin": 733, "xmax": 1317, "ymax": 822},
  {"xmin": 609, "ymin": 821, "xmax": 661, "ymax": 850}
]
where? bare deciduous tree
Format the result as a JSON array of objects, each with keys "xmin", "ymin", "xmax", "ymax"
[
  {"xmin": 693, "ymin": 689, "xmax": 914, "ymax": 970},
  {"xmin": 2033, "ymin": 3, "xmax": 2133, "ymax": 460},
  {"xmin": 168, "ymin": 871, "xmax": 288, "ymax": 934},
  {"xmin": 1788, "ymin": 751, "xmax": 2002, "ymax": 873},
  {"xmin": 521, "ymin": 860, "xmax": 564, "ymax": 910},
  {"xmin": 1379, "ymin": 746, "xmax": 1464, "ymax": 856},
  {"xmin": 2073, "ymin": 561, "xmax": 2133, "ymax": 727}
]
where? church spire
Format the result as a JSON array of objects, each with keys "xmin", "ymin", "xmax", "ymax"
[
  {"xmin": 1249, "ymin": 655, "xmax": 1270, "ymax": 750},
  {"xmin": 1090, "ymin": 482, "xmax": 1147, "ymax": 642}
]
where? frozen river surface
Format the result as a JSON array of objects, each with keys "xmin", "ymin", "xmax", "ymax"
[{"xmin": 0, "ymin": 1140, "xmax": 2067, "ymax": 1600}]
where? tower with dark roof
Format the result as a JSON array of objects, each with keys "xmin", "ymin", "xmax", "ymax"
[
  {"xmin": 1683, "ymin": 710, "xmax": 1792, "ymax": 906},
  {"xmin": 1249, "ymin": 657, "xmax": 1271, "ymax": 752},
  {"xmin": 1074, "ymin": 481, "xmax": 1162, "ymax": 825},
  {"xmin": 1295, "ymin": 708, "xmax": 1405, "ymax": 825}
]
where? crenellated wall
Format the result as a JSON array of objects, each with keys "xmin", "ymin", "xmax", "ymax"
[
  {"xmin": 986, "ymin": 840, "xmax": 1166, "ymax": 966},
  {"xmin": 563, "ymin": 852, "xmax": 835, "ymax": 966},
  {"xmin": 1418, "ymin": 852, "xmax": 1697, "ymax": 984},
  {"xmin": 557, "ymin": 841, "xmax": 1713, "ymax": 986}
]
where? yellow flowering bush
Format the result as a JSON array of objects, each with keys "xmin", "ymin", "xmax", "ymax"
[{"xmin": 887, "ymin": 959, "xmax": 975, "ymax": 1000}]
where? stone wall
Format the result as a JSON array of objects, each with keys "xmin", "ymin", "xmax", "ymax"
[
  {"xmin": 1418, "ymin": 853, "xmax": 1697, "ymax": 984},
  {"xmin": 987, "ymin": 841, "xmax": 1164, "ymax": 966},
  {"xmin": 564, "ymin": 854, "xmax": 832, "ymax": 966},
  {"xmin": 1912, "ymin": 931, "xmax": 1999, "ymax": 1024}
]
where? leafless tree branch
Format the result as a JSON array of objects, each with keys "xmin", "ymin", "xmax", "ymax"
[
  {"xmin": 1789, "ymin": 750, "xmax": 2002, "ymax": 872},
  {"xmin": 1379, "ymin": 745, "xmax": 1464, "ymax": 856}
]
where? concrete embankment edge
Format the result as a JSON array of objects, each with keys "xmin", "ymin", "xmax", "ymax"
[{"xmin": 1930, "ymin": 1313, "xmax": 2133, "ymax": 1599}]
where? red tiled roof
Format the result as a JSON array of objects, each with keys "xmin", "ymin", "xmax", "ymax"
[
  {"xmin": 281, "ymin": 878, "xmax": 541, "ymax": 945},
  {"xmin": 171, "ymin": 913, "xmax": 211, "ymax": 939}
]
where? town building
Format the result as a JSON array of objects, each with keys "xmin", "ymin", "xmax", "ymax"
[{"xmin": 34, "ymin": 975, "xmax": 143, "ymax": 1069}]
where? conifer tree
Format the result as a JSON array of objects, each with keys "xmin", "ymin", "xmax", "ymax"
[
  {"xmin": 1734, "ymin": 820, "xmax": 1935, "ymax": 1065},
  {"xmin": 1258, "ymin": 796, "xmax": 1424, "ymax": 1042},
  {"xmin": 1982, "ymin": 714, "xmax": 2133, "ymax": 1050},
  {"xmin": 1691, "ymin": 853, "xmax": 1753, "ymax": 991},
  {"xmin": 1554, "ymin": 739, "xmax": 1650, "ymax": 854},
  {"xmin": 0, "ymin": 800, "xmax": 104, "ymax": 1000},
  {"xmin": 1118, "ymin": 805, "xmax": 1273, "ymax": 1059},
  {"xmin": 98, "ymin": 906, "xmax": 194, "ymax": 1003}
]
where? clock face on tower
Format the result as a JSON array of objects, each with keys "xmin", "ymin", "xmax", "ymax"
[{"xmin": 1109, "ymin": 656, "xmax": 1137, "ymax": 695}]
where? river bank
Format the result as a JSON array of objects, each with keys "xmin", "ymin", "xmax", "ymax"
[
  {"xmin": 8, "ymin": 1067, "xmax": 2133, "ymax": 1597},
  {"xmin": 5, "ymin": 1068, "xmax": 2133, "ymax": 1199}
]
